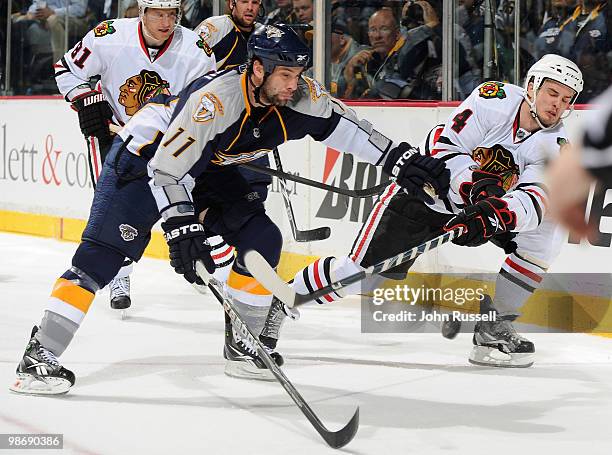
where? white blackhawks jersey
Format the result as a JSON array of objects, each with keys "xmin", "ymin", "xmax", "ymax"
[
  {"xmin": 424, "ymin": 81, "xmax": 569, "ymax": 232},
  {"xmin": 54, "ymin": 18, "xmax": 216, "ymax": 125}
]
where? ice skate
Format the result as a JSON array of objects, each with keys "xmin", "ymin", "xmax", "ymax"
[
  {"xmin": 469, "ymin": 296, "xmax": 535, "ymax": 368},
  {"xmin": 223, "ymin": 319, "xmax": 284, "ymax": 381},
  {"xmin": 109, "ymin": 275, "xmax": 131, "ymax": 319},
  {"xmin": 9, "ymin": 327, "xmax": 75, "ymax": 395}
]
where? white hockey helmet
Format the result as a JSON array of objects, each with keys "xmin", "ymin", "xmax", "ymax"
[
  {"xmin": 523, "ymin": 54, "xmax": 583, "ymax": 130},
  {"xmin": 138, "ymin": 0, "xmax": 182, "ymax": 29}
]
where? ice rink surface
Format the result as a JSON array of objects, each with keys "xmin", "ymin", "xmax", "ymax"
[{"xmin": 1, "ymin": 232, "xmax": 612, "ymax": 455}]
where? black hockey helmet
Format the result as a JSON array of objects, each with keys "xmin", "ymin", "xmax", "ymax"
[{"xmin": 247, "ymin": 24, "xmax": 311, "ymax": 74}]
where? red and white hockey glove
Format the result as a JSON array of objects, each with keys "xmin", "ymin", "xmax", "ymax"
[{"xmin": 444, "ymin": 196, "xmax": 517, "ymax": 247}]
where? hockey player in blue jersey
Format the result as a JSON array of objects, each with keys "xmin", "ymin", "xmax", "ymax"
[{"xmin": 10, "ymin": 24, "xmax": 450, "ymax": 394}]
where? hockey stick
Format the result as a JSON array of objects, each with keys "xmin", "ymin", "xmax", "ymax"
[
  {"xmin": 269, "ymin": 148, "xmax": 331, "ymax": 242},
  {"xmin": 85, "ymin": 135, "xmax": 103, "ymax": 190},
  {"xmin": 244, "ymin": 227, "xmax": 464, "ymax": 308},
  {"xmin": 195, "ymin": 262, "xmax": 359, "ymax": 449},
  {"xmin": 241, "ymin": 162, "xmax": 388, "ymax": 198}
]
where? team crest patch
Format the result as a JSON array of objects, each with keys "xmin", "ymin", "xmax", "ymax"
[
  {"xmin": 119, "ymin": 224, "xmax": 138, "ymax": 242},
  {"xmin": 193, "ymin": 93, "xmax": 224, "ymax": 123},
  {"xmin": 472, "ymin": 144, "xmax": 520, "ymax": 191},
  {"xmin": 196, "ymin": 38, "xmax": 213, "ymax": 56},
  {"xmin": 119, "ymin": 70, "xmax": 170, "ymax": 116},
  {"xmin": 304, "ymin": 77, "xmax": 328, "ymax": 101},
  {"xmin": 478, "ymin": 81, "xmax": 506, "ymax": 100},
  {"xmin": 557, "ymin": 137, "xmax": 569, "ymax": 146},
  {"xmin": 265, "ymin": 25, "xmax": 284, "ymax": 39},
  {"xmin": 94, "ymin": 20, "xmax": 116, "ymax": 38}
]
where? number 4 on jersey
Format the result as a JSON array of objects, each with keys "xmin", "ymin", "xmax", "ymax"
[{"xmin": 451, "ymin": 109, "xmax": 473, "ymax": 134}]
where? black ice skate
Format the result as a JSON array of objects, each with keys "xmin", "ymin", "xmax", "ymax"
[
  {"xmin": 109, "ymin": 276, "xmax": 131, "ymax": 318},
  {"xmin": 9, "ymin": 327, "xmax": 75, "ymax": 395},
  {"xmin": 259, "ymin": 297, "xmax": 300, "ymax": 350},
  {"xmin": 469, "ymin": 296, "xmax": 535, "ymax": 368},
  {"xmin": 223, "ymin": 318, "xmax": 284, "ymax": 381}
]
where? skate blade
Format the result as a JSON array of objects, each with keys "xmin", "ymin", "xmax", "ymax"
[
  {"xmin": 120, "ymin": 310, "xmax": 128, "ymax": 320},
  {"xmin": 469, "ymin": 346, "xmax": 534, "ymax": 368},
  {"xmin": 9, "ymin": 373, "xmax": 71, "ymax": 395},
  {"xmin": 224, "ymin": 360, "xmax": 275, "ymax": 381}
]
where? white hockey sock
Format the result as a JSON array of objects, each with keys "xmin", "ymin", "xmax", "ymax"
[
  {"xmin": 293, "ymin": 256, "xmax": 366, "ymax": 304},
  {"xmin": 208, "ymin": 235, "xmax": 235, "ymax": 283}
]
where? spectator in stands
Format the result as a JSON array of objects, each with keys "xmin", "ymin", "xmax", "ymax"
[
  {"xmin": 342, "ymin": 6, "xmax": 441, "ymax": 100},
  {"xmin": 265, "ymin": 0, "xmax": 298, "ymax": 24},
  {"xmin": 554, "ymin": 0, "xmax": 609, "ymax": 101},
  {"xmin": 330, "ymin": 17, "xmax": 367, "ymax": 97},
  {"xmin": 535, "ymin": 0, "xmax": 578, "ymax": 59},
  {"xmin": 24, "ymin": 0, "xmax": 91, "ymax": 64},
  {"xmin": 181, "ymin": 0, "xmax": 212, "ymax": 28},
  {"xmin": 457, "ymin": 0, "xmax": 484, "ymax": 66},
  {"xmin": 293, "ymin": 0, "xmax": 313, "ymax": 24}
]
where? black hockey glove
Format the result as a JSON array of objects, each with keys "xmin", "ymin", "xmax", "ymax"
[
  {"xmin": 71, "ymin": 91, "xmax": 114, "ymax": 140},
  {"xmin": 443, "ymin": 196, "xmax": 517, "ymax": 247},
  {"xmin": 459, "ymin": 170, "xmax": 506, "ymax": 205},
  {"xmin": 382, "ymin": 142, "xmax": 450, "ymax": 203},
  {"xmin": 161, "ymin": 216, "xmax": 215, "ymax": 285}
]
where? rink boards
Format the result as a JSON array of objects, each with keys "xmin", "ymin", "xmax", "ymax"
[{"xmin": 0, "ymin": 98, "xmax": 610, "ymax": 333}]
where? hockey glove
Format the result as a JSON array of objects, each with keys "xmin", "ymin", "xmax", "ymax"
[
  {"xmin": 71, "ymin": 91, "xmax": 114, "ymax": 141},
  {"xmin": 443, "ymin": 196, "xmax": 517, "ymax": 247},
  {"xmin": 459, "ymin": 170, "xmax": 506, "ymax": 205},
  {"xmin": 383, "ymin": 142, "xmax": 450, "ymax": 203},
  {"xmin": 459, "ymin": 170, "xmax": 518, "ymax": 252},
  {"xmin": 161, "ymin": 216, "xmax": 216, "ymax": 285}
]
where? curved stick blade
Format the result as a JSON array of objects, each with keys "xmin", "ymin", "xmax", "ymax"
[{"xmin": 320, "ymin": 407, "xmax": 359, "ymax": 449}]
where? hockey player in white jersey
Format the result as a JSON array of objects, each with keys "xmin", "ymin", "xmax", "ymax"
[
  {"xmin": 263, "ymin": 54, "xmax": 583, "ymax": 369},
  {"xmin": 54, "ymin": 0, "xmax": 216, "ymax": 311},
  {"xmin": 9, "ymin": 24, "xmax": 450, "ymax": 394}
]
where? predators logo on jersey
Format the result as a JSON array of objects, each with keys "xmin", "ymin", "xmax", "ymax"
[
  {"xmin": 93, "ymin": 20, "xmax": 116, "ymax": 38},
  {"xmin": 193, "ymin": 93, "xmax": 224, "ymax": 123},
  {"xmin": 197, "ymin": 22, "xmax": 217, "ymax": 42},
  {"xmin": 304, "ymin": 77, "xmax": 328, "ymax": 102},
  {"xmin": 478, "ymin": 81, "xmax": 506, "ymax": 100},
  {"xmin": 119, "ymin": 224, "xmax": 138, "ymax": 242},
  {"xmin": 472, "ymin": 144, "xmax": 520, "ymax": 190},
  {"xmin": 119, "ymin": 70, "xmax": 170, "ymax": 116}
]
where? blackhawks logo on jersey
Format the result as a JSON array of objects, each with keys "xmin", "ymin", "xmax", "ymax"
[
  {"xmin": 94, "ymin": 20, "xmax": 116, "ymax": 38},
  {"xmin": 196, "ymin": 38, "xmax": 213, "ymax": 56},
  {"xmin": 478, "ymin": 81, "xmax": 506, "ymax": 100},
  {"xmin": 119, "ymin": 70, "xmax": 170, "ymax": 116},
  {"xmin": 193, "ymin": 92, "xmax": 224, "ymax": 123},
  {"xmin": 196, "ymin": 22, "xmax": 215, "ymax": 56},
  {"xmin": 472, "ymin": 144, "xmax": 520, "ymax": 191}
]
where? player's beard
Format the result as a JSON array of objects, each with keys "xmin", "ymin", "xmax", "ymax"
[{"xmin": 260, "ymin": 81, "xmax": 293, "ymax": 107}]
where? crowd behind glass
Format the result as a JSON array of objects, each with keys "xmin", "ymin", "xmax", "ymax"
[{"xmin": 1, "ymin": 0, "xmax": 610, "ymax": 102}]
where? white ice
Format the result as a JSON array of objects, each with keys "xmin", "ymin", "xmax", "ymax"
[{"xmin": 1, "ymin": 232, "xmax": 612, "ymax": 455}]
